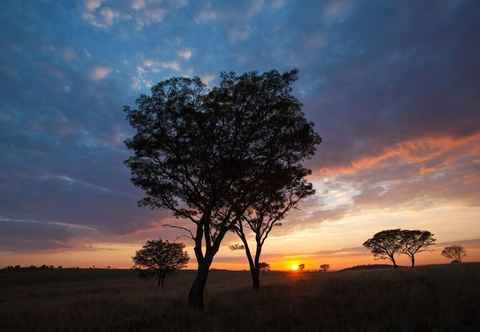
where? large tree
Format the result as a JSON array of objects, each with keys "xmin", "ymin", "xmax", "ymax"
[
  {"xmin": 441, "ymin": 245, "xmax": 466, "ymax": 263},
  {"xmin": 232, "ymin": 178, "xmax": 315, "ymax": 290},
  {"xmin": 125, "ymin": 70, "xmax": 320, "ymax": 308},
  {"xmin": 133, "ymin": 239, "xmax": 189, "ymax": 288},
  {"xmin": 363, "ymin": 229, "xmax": 403, "ymax": 267},
  {"xmin": 399, "ymin": 230, "xmax": 436, "ymax": 267}
]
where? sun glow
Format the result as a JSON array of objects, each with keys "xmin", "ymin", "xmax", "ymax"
[{"xmin": 290, "ymin": 264, "xmax": 299, "ymax": 271}]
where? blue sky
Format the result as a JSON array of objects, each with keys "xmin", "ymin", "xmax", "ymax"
[{"xmin": 1, "ymin": 0, "xmax": 479, "ymax": 268}]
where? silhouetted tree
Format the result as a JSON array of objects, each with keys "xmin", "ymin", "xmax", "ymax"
[
  {"xmin": 229, "ymin": 243, "xmax": 245, "ymax": 251},
  {"xmin": 400, "ymin": 230, "xmax": 436, "ymax": 267},
  {"xmin": 298, "ymin": 264, "xmax": 305, "ymax": 272},
  {"xmin": 232, "ymin": 176, "xmax": 316, "ymax": 290},
  {"xmin": 319, "ymin": 264, "xmax": 330, "ymax": 272},
  {"xmin": 258, "ymin": 262, "xmax": 270, "ymax": 272},
  {"xmin": 125, "ymin": 70, "xmax": 320, "ymax": 308},
  {"xmin": 363, "ymin": 229, "xmax": 403, "ymax": 267},
  {"xmin": 441, "ymin": 245, "xmax": 466, "ymax": 263},
  {"xmin": 133, "ymin": 239, "xmax": 189, "ymax": 288}
]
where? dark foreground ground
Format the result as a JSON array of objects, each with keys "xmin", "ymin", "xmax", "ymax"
[{"xmin": 1, "ymin": 263, "xmax": 479, "ymax": 332}]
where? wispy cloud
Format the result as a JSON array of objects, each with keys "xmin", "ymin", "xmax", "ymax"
[
  {"xmin": 0, "ymin": 216, "xmax": 97, "ymax": 232},
  {"xmin": 177, "ymin": 48, "xmax": 192, "ymax": 60},
  {"xmin": 89, "ymin": 66, "xmax": 111, "ymax": 80}
]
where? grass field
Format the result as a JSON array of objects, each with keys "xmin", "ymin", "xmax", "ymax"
[{"xmin": 1, "ymin": 263, "xmax": 479, "ymax": 332}]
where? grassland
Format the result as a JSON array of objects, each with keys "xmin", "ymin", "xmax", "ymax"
[{"xmin": 1, "ymin": 263, "xmax": 479, "ymax": 332}]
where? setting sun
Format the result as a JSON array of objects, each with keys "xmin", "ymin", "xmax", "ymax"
[{"xmin": 290, "ymin": 264, "xmax": 299, "ymax": 272}]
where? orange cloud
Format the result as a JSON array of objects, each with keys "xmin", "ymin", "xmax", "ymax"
[{"xmin": 317, "ymin": 132, "xmax": 480, "ymax": 176}]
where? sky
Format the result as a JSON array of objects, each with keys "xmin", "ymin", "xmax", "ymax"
[{"xmin": 1, "ymin": 0, "xmax": 479, "ymax": 271}]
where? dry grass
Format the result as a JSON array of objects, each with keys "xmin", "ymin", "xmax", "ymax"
[{"xmin": 1, "ymin": 264, "xmax": 479, "ymax": 331}]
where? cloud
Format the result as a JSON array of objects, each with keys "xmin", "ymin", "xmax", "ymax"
[
  {"xmin": 85, "ymin": 0, "xmax": 103, "ymax": 12},
  {"xmin": 159, "ymin": 61, "xmax": 181, "ymax": 71},
  {"xmin": 131, "ymin": 0, "xmax": 145, "ymax": 11},
  {"xmin": 62, "ymin": 48, "xmax": 78, "ymax": 62},
  {"xmin": 323, "ymin": 0, "xmax": 353, "ymax": 20},
  {"xmin": 194, "ymin": 0, "xmax": 266, "ymax": 42},
  {"xmin": 177, "ymin": 48, "xmax": 192, "ymax": 60},
  {"xmin": 200, "ymin": 73, "xmax": 216, "ymax": 86},
  {"xmin": 82, "ymin": 4, "xmax": 120, "ymax": 28},
  {"xmin": 0, "ymin": 216, "xmax": 97, "ymax": 251},
  {"xmin": 81, "ymin": 0, "xmax": 188, "ymax": 29},
  {"xmin": 321, "ymin": 133, "xmax": 480, "ymax": 176},
  {"xmin": 89, "ymin": 66, "xmax": 112, "ymax": 80}
]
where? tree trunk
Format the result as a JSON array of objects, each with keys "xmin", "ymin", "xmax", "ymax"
[
  {"xmin": 252, "ymin": 241, "xmax": 262, "ymax": 291},
  {"xmin": 251, "ymin": 267, "xmax": 260, "ymax": 290},
  {"xmin": 188, "ymin": 259, "xmax": 211, "ymax": 309},
  {"xmin": 237, "ymin": 232, "xmax": 261, "ymax": 291},
  {"xmin": 410, "ymin": 255, "xmax": 415, "ymax": 268},
  {"xmin": 391, "ymin": 256, "xmax": 398, "ymax": 268},
  {"xmin": 157, "ymin": 273, "xmax": 165, "ymax": 288}
]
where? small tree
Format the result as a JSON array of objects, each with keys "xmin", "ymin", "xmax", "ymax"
[
  {"xmin": 319, "ymin": 264, "xmax": 330, "ymax": 272},
  {"xmin": 232, "ymin": 179, "xmax": 316, "ymax": 290},
  {"xmin": 133, "ymin": 239, "xmax": 189, "ymax": 288},
  {"xmin": 399, "ymin": 230, "xmax": 436, "ymax": 267},
  {"xmin": 258, "ymin": 262, "xmax": 270, "ymax": 272},
  {"xmin": 363, "ymin": 229, "xmax": 403, "ymax": 267},
  {"xmin": 298, "ymin": 263, "xmax": 305, "ymax": 272},
  {"xmin": 441, "ymin": 245, "xmax": 466, "ymax": 263}
]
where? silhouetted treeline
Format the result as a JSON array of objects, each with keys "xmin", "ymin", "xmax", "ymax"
[{"xmin": 1, "ymin": 265, "xmax": 67, "ymax": 271}]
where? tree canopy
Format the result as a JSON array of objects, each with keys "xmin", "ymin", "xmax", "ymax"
[
  {"xmin": 133, "ymin": 239, "xmax": 189, "ymax": 288},
  {"xmin": 363, "ymin": 229, "xmax": 403, "ymax": 267},
  {"xmin": 258, "ymin": 262, "xmax": 270, "ymax": 271},
  {"xmin": 399, "ymin": 230, "xmax": 436, "ymax": 267},
  {"xmin": 125, "ymin": 69, "xmax": 320, "ymax": 308},
  {"xmin": 441, "ymin": 245, "xmax": 466, "ymax": 263}
]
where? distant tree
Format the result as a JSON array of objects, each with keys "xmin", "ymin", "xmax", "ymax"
[
  {"xmin": 363, "ymin": 229, "xmax": 403, "ymax": 268},
  {"xmin": 258, "ymin": 262, "xmax": 270, "ymax": 272},
  {"xmin": 441, "ymin": 245, "xmax": 466, "ymax": 263},
  {"xmin": 298, "ymin": 264, "xmax": 305, "ymax": 272},
  {"xmin": 399, "ymin": 230, "xmax": 436, "ymax": 267},
  {"xmin": 229, "ymin": 243, "xmax": 245, "ymax": 251},
  {"xmin": 319, "ymin": 264, "xmax": 330, "ymax": 272},
  {"xmin": 125, "ymin": 70, "xmax": 320, "ymax": 307},
  {"xmin": 133, "ymin": 239, "xmax": 189, "ymax": 288}
]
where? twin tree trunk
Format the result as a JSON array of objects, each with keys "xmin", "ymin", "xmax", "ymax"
[
  {"xmin": 188, "ymin": 223, "xmax": 227, "ymax": 309},
  {"xmin": 188, "ymin": 257, "xmax": 212, "ymax": 308}
]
